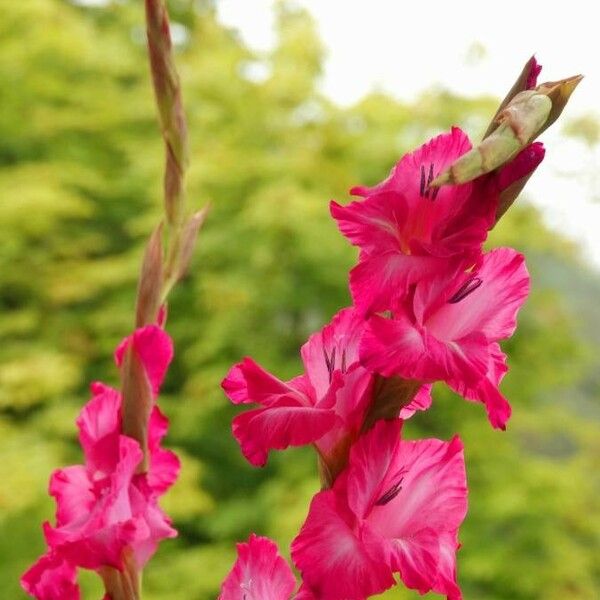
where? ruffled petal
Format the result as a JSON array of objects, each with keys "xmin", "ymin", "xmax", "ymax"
[
  {"xmin": 360, "ymin": 313, "xmax": 436, "ymax": 380},
  {"xmin": 399, "ymin": 384, "xmax": 433, "ymax": 419},
  {"xmin": 432, "ymin": 531, "xmax": 463, "ymax": 600},
  {"xmin": 222, "ymin": 357, "xmax": 309, "ymax": 407},
  {"xmin": 350, "ymin": 252, "xmax": 446, "ymax": 314},
  {"xmin": 350, "ymin": 127, "xmax": 472, "ymax": 205},
  {"xmin": 44, "ymin": 437, "xmax": 145, "ymax": 570},
  {"xmin": 424, "ymin": 248, "xmax": 530, "ymax": 342},
  {"xmin": 76, "ymin": 383, "xmax": 121, "ymax": 474},
  {"xmin": 291, "ymin": 490, "xmax": 394, "ymax": 600},
  {"xmin": 368, "ymin": 436, "xmax": 467, "ymax": 542},
  {"xmin": 21, "ymin": 552, "xmax": 80, "ymax": 600},
  {"xmin": 49, "ymin": 466, "xmax": 95, "ymax": 528},
  {"xmin": 147, "ymin": 406, "xmax": 181, "ymax": 494},
  {"xmin": 330, "ymin": 193, "xmax": 409, "ymax": 256},
  {"xmin": 232, "ymin": 400, "xmax": 338, "ymax": 467},
  {"xmin": 345, "ymin": 420, "xmax": 403, "ymax": 520},
  {"xmin": 219, "ymin": 534, "xmax": 296, "ymax": 600},
  {"xmin": 449, "ymin": 343, "xmax": 512, "ymax": 429}
]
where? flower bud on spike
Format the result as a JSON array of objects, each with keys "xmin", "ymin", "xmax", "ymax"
[
  {"xmin": 431, "ymin": 72, "xmax": 582, "ymax": 188},
  {"xmin": 484, "ymin": 55, "xmax": 541, "ymax": 138},
  {"xmin": 135, "ymin": 223, "xmax": 164, "ymax": 328},
  {"xmin": 121, "ymin": 345, "xmax": 154, "ymax": 473},
  {"xmin": 175, "ymin": 205, "xmax": 210, "ymax": 282}
]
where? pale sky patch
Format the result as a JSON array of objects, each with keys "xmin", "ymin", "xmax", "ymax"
[{"xmin": 217, "ymin": 0, "xmax": 600, "ymax": 269}]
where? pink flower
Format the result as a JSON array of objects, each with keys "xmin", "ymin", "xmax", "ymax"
[
  {"xmin": 23, "ymin": 325, "xmax": 179, "ymax": 598},
  {"xmin": 21, "ymin": 552, "xmax": 80, "ymax": 600},
  {"xmin": 44, "ymin": 435, "xmax": 176, "ymax": 571},
  {"xmin": 331, "ymin": 128, "xmax": 540, "ymax": 313},
  {"xmin": 291, "ymin": 420, "xmax": 467, "ymax": 600},
  {"xmin": 361, "ymin": 247, "xmax": 530, "ymax": 429},
  {"xmin": 219, "ymin": 534, "xmax": 296, "ymax": 600},
  {"xmin": 222, "ymin": 308, "xmax": 431, "ymax": 467}
]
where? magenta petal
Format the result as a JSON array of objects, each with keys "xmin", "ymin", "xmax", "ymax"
[
  {"xmin": 526, "ymin": 55, "xmax": 542, "ymax": 89},
  {"xmin": 292, "ymin": 491, "xmax": 395, "ymax": 600},
  {"xmin": 496, "ymin": 143, "xmax": 545, "ymax": 192},
  {"xmin": 350, "ymin": 252, "xmax": 446, "ymax": 314},
  {"xmin": 330, "ymin": 193, "xmax": 409, "ymax": 257},
  {"xmin": 346, "ymin": 420, "xmax": 403, "ymax": 520},
  {"xmin": 360, "ymin": 313, "xmax": 436, "ymax": 380},
  {"xmin": 300, "ymin": 307, "xmax": 364, "ymax": 398},
  {"xmin": 219, "ymin": 534, "xmax": 296, "ymax": 600},
  {"xmin": 449, "ymin": 344, "xmax": 512, "ymax": 429},
  {"xmin": 432, "ymin": 531, "xmax": 463, "ymax": 600},
  {"xmin": 49, "ymin": 466, "xmax": 95, "ymax": 528},
  {"xmin": 425, "ymin": 248, "xmax": 530, "ymax": 341},
  {"xmin": 368, "ymin": 436, "xmax": 468, "ymax": 539},
  {"xmin": 128, "ymin": 478, "xmax": 177, "ymax": 568},
  {"xmin": 147, "ymin": 406, "xmax": 181, "ymax": 494},
  {"xmin": 232, "ymin": 400, "xmax": 338, "ymax": 467},
  {"xmin": 21, "ymin": 552, "xmax": 80, "ymax": 600},
  {"xmin": 222, "ymin": 357, "xmax": 307, "ymax": 407},
  {"xmin": 115, "ymin": 325, "xmax": 174, "ymax": 395},
  {"xmin": 352, "ymin": 127, "xmax": 472, "ymax": 202},
  {"xmin": 44, "ymin": 437, "xmax": 145, "ymax": 570},
  {"xmin": 386, "ymin": 528, "xmax": 440, "ymax": 594},
  {"xmin": 77, "ymin": 383, "xmax": 121, "ymax": 473},
  {"xmin": 399, "ymin": 384, "xmax": 433, "ymax": 419}
]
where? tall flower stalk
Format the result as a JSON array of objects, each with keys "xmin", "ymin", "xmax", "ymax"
[
  {"xmin": 21, "ymin": 2, "xmax": 205, "ymax": 599},
  {"xmin": 219, "ymin": 57, "xmax": 581, "ymax": 599}
]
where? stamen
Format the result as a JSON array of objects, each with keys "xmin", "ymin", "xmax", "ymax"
[
  {"xmin": 374, "ymin": 478, "xmax": 404, "ymax": 506},
  {"xmin": 427, "ymin": 162, "xmax": 434, "ymax": 188},
  {"xmin": 323, "ymin": 346, "xmax": 334, "ymax": 382},
  {"xmin": 341, "ymin": 349, "xmax": 347, "ymax": 373},
  {"xmin": 420, "ymin": 163, "xmax": 438, "ymax": 200},
  {"xmin": 448, "ymin": 276, "xmax": 483, "ymax": 304}
]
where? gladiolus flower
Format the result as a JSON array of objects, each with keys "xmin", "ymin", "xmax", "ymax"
[
  {"xmin": 361, "ymin": 248, "xmax": 529, "ymax": 429},
  {"xmin": 331, "ymin": 128, "xmax": 541, "ymax": 313},
  {"xmin": 292, "ymin": 420, "xmax": 467, "ymax": 600},
  {"xmin": 222, "ymin": 308, "xmax": 430, "ymax": 468},
  {"xmin": 22, "ymin": 325, "xmax": 179, "ymax": 599}
]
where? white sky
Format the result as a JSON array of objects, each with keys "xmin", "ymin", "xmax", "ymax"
[{"xmin": 217, "ymin": 0, "xmax": 600, "ymax": 269}]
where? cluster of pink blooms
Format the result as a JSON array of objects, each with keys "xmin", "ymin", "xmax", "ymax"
[
  {"xmin": 218, "ymin": 78, "xmax": 544, "ymax": 597},
  {"xmin": 22, "ymin": 325, "xmax": 179, "ymax": 599}
]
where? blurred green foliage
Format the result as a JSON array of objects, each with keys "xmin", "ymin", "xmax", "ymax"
[{"xmin": 0, "ymin": 1, "xmax": 599, "ymax": 598}]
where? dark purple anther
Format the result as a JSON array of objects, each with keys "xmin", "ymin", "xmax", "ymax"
[
  {"xmin": 448, "ymin": 276, "xmax": 483, "ymax": 304},
  {"xmin": 374, "ymin": 478, "xmax": 404, "ymax": 506}
]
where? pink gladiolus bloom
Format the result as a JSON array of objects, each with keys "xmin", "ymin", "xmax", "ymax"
[
  {"xmin": 292, "ymin": 420, "xmax": 467, "ymax": 600},
  {"xmin": 21, "ymin": 552, "xmax": 80, "ymax": 600},
  {"xmin": 23, "ymin": 325, "xmax": 179, "ymax": 599},
  {"xmin": 331, "ymin": 128, "xmax": 541, "ymax": 313},
  {"xmin": 44, "ymin": 434, "xmax": 176, "ymax": 572},
  {"xmin": 219, "ymin": 534, "xmax": 296, "ymax": 600},
  {"xmin": 222, "ymin": 308, "xmax": 431, "ymax": 467},
  {"xmin": 361, "ymin": 247, "xmax": 530, "ymax": 429}
]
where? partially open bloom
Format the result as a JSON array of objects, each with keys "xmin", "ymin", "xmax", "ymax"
[
  {"xmin": 361, "ymin": 248, "xmax": 529, "ymax": 429},
  {"xmin": 22, "ymin": 325, "xmax": 179, "ymax": 599},
  {"xmin": 331, "ymin": 128, "xmax": 542, "ymax": 313},
  {"xmin": 222, "ymin": 308, "xmax": 430, "ymax": 468},
  {"xmin": 292, "ymin": 420, "xmax": 467, "ymax": 600},
  {"xmin": 219, "ymin": 534, "xmax": 296, "ymax": 600}
]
